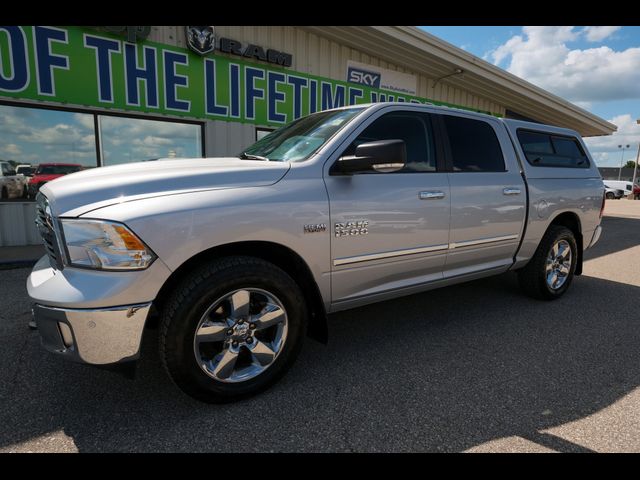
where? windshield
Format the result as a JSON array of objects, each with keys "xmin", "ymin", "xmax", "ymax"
[
  {"xmin": 240, "ymin": 108, "xmax": 365, "ymax": 162},
  {"xmin": 36, "ymin": 165, "xmax": 82, "ymax": 175}
]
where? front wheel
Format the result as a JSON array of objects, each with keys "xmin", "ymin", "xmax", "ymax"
[
  {"xmin": 605, "ymin": 191, "xmax": 615, "ymax": 200},
  {"xmin": 518, "ymin": 225, "xmax": 577, "ymax": 300},
  {"xmin": 159, "ymin": 256, "xmax": 307, "ymax": 403}
]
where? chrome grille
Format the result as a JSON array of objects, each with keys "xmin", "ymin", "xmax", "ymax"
[{"xmin": 35, "ymin": 194, "xmax": 62, "ymax": 269}]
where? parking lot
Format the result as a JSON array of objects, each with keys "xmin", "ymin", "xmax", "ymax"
[{"xmin": 1, "ymin": 200, "xmax": 639, "ymax": 452}]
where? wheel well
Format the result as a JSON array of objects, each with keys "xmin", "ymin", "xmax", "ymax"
[
  {"xmin": 151, "ymin": 241, "xmax": 328, "ymax": 343},
  {"xmin": 548, "ymin": 212, "xmax": 583, "ymax": 275}
]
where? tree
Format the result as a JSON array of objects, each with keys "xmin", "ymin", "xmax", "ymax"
[{"xmin": 625, "ymin": 160, "xmax": 638, "ymax": 169}]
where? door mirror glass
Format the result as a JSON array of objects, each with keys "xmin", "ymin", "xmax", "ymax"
[{"xmin": 334, "ymin": 139, "xmax": 406, "ymax": 174}]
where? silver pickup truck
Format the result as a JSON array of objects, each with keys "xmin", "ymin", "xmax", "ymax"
[{"xmin": 27, "ymin": 103, "xmax": 605, "ymax": 402}]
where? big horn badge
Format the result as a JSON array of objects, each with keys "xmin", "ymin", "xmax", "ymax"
[{"xmin": 185, "ymin": 26, "xmax": 216, "ymax": 55}]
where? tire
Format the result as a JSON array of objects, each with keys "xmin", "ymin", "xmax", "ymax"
[
  {"xmin": 159, "ymin": 256, "xmax": 307, "ymax": 403},
  {"xmin": 1, "ymin": 187, "xmax": 7, "ymax": 200},
  {"xmin": 518, "ymin": 225, "xmax": 577, "ymax": 300},
  {"xmin": 22, "ymin": 185, "xmax": 28, "ymax": 199},
  {"xmin": 606, "ymin": 192, "xmax": 614, "ymax": 199}
]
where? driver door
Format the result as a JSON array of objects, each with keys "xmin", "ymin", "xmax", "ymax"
[{"xmin": 324, "ymin": 109, "xmax": 451, "ymax": 307}]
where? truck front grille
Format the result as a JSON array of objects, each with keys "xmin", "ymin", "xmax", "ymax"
[{"xmin": 35, "ymin": 194, "xmax": 63, "ymax": 270}]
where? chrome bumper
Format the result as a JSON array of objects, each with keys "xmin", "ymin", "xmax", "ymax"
[
  {"xmin": 587, "ymin": 225, "xmax": 602, "ymax": 249},
  {"xmin": 33, "ymin": 302, "xmax": 151, "ymax": 365}
]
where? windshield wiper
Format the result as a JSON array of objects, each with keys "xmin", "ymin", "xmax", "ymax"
[{"xmin": 239, "ymin": 152, "xmax": 270, "ymax": 161}]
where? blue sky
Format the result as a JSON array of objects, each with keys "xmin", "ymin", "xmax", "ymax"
[{"xmin": 421, "ymin": 26, "xmax": 640, "ymax": 167}]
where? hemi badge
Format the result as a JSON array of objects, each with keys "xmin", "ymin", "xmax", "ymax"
[{"xmin": 304, "ymin": 224, "xmax": 327, "ymax": 234}]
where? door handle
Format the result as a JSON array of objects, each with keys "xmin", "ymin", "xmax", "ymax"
[
  {"xmin": 419, "ymin": 191, "xmax": 446, "ymax": 200},
  {"xmin": 503, "ymin": 188, "xmax": 521, "ymax": 195}
]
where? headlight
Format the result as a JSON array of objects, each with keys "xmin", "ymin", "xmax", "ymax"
[{"xmin": 60, "ymin": 219, "xmax": 156, "ymax": 270}]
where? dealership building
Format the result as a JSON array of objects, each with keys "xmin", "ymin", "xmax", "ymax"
[{"xmin": 0, "ymin": 25, "xmax": 616, "ymax": 248}]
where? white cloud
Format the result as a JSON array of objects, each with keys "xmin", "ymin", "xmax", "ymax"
[
  {"xmin": 17, "ymin": 123, "xmax": 94, "ymax": 152},
  {"xmin": 584, "ymin": 114, "xmax": 640, "ymax": 166},
  {"xmin": 583, "ymin": 26, "xmax": 621, "ymax": 42},
  {"xmin": 489, "ymin": 26, "xmax": 640, "ymax": 103},
  {"xmin": 2, "ymin": 143, "xmax": 22, "ymax": 156},
  {"xmin": 73, "ymin": 112, "xmax": 96, "ymax": 131}
]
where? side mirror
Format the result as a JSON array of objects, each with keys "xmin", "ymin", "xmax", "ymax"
[{"xmin": 333, "ymin": 139, "xmax": 406, "ymax": 175}]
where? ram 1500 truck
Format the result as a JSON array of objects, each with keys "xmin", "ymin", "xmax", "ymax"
[{"xmin": 27, "ymin": 103, "xmax": 605, "ymax": 403}]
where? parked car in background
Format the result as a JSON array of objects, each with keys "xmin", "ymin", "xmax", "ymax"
[
  {"xmin": 603, "ymin": 180, "xmax": 634, "ymax": 197},
  {"xmin": 0, "ymin": 161, "xmax": 25, "ymax": 199},
  {"xmin": 14, "ymin": 164, "xmax": 34, "ymax": 197},
  {"xmin": 27, "ymin": 163, "xmax": 83, "ymax": 199},
  {"xmin": 604, "ymin": 185, "xmax": 624, "ymax": 200},
  {"xmin": 16, "ymin": 164, "xmax": 35, "ymax": 176}
]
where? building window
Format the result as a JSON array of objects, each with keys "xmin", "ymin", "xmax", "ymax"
[
  {"xmin": 256, "ymin": 127, "xmax": 274, "ymax": 142},
  {"xmin": 98, "ymin": 116, "xmax": 203, "ymax": 165},
  {"xmin": 0, "ymin": 102, "xmax": 205, "ymax": 204},
  {"xmin": 0, "ymin": 104, "xmax": 98, "ymax": 172}
]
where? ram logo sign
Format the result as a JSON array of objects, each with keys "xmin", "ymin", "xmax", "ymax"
[{"xmin": 347, "ymin": 67, "xmax": 381, "ymax": 88}]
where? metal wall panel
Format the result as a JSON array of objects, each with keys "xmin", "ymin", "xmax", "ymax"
[
  {"xmin": 0, "ymin": 203, "xmax": 40, "ymax": 247},
  {"xmin": 201, "ymin": 26, "xmax": 506, "ymax": 159},
  {"xmin": 214, "ymin": 26, "xmax": 504, "ymax": 116}
]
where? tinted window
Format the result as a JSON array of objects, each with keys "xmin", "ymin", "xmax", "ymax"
[
  {"xmin": 343, "ymin": 112, "xmax": 436, "ymax": 172},
  {"xmin": 443, "ymin": 116, "xmax": 505, "ymax": 172},
  {"xmin": 517, "ymin": 131, "xmax": 553, "ymax": 154},
  {"xmin": 517, "ymin": 130, "xmax": 589, "ymax": 168},
  {"xmin": 36, "ymin": 165, "xmax": 82, "ymax": 175}
]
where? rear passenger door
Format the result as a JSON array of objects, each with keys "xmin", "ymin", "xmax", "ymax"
[{"xmin": 439, "ymin": 113, "xmax": 526, "ymax": 277}]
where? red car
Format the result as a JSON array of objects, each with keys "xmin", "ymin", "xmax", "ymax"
[{"xmin": 28, "ymin": 163, "xmax": 82, "ymax": 198}]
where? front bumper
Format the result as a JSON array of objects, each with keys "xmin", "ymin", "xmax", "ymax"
[
  {"xmin": 33, "ymin": 303, "xmax": 151, "ymax": 365},
  {"xmin": 27, "ymin": 253, "xmax": 172, "ymax": 365},
  {"xmin": 33, "ymin": 302, "xmax": 151, "ymax": 364}
]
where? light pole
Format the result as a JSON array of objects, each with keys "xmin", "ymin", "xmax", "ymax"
[
  {"xmin": 618, "ymin": 144, "xmax": 630, "ymax": 180},
  {"xmin": 631, "ymin": 120, "xmax": 640, "ymax": 200}
]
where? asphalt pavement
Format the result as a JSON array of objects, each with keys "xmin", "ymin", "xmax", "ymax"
[{"xmin": 1, "ymin": 202, "xmax": 640, "ymax": 452}]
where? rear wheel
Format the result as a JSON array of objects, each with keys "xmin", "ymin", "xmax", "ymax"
[
  {"xmin": 1, "ymin": 187, "xmax": 7, "ymax": 200},
  {"xmin": 159, "ymin": 256, "xmax": 307, "ymax": 403},
  {"xmin": 518, "ymin": 225, "xmax": 577, "ymax": 300}
]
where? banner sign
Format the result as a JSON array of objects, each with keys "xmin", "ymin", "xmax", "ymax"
[
  {"xmin": 347, "ymin": 60, "xmax": 417, "ymax": 96},
  {"xmin": 0, "ymin": 26, "xmax": 496, "ymax": 126}
]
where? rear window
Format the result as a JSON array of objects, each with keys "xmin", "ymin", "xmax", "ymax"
[
  {"xmin": 517, "ymin": 130, "xmax": 589, "ymax": 168},
  {"xmin": 443, "ymin": 116, "xmax": 505, "ymax": 172}
]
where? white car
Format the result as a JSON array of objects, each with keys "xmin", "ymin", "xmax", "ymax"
[
  {"xmin": 0, "ymin": 161, "xmax": 26, "ymax": 199},
  {"xmin": 14, "ymin": 164, "xmax": 33, "ymax": 194},
  {"xmin": 604, "ymin": 180, "xmax": 634, "ymax": 196},
  {"xmin": 604, "ymin": 185, "xmax": 624, "ymax": 200}
]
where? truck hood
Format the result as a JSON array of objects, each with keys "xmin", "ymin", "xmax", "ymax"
[{"xmin": 41, "ymin": 158, "xmax": 290, "ymax": 217}]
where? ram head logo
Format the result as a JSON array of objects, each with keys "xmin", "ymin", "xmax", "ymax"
[{"xmin": 185, "ymin": 26, "xmax": 215, "ymax": 55}]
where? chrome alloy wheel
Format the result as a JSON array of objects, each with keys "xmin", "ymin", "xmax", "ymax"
[
  {"xmin": 545, "ymin": 239, "xmax": 572, "ymax": 290},
  {"xmin": 193, "ymin": 288, "xmax": 288, "ymax": 383}
]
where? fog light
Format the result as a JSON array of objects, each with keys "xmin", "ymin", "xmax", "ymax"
[{"xmin": 58, "ymin": 322, "xmax": 74, "ymax": 348}]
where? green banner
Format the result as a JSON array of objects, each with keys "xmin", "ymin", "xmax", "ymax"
[{"xmin": 0, "ymin": 26, "xmax": 497, "ymax": 126}]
